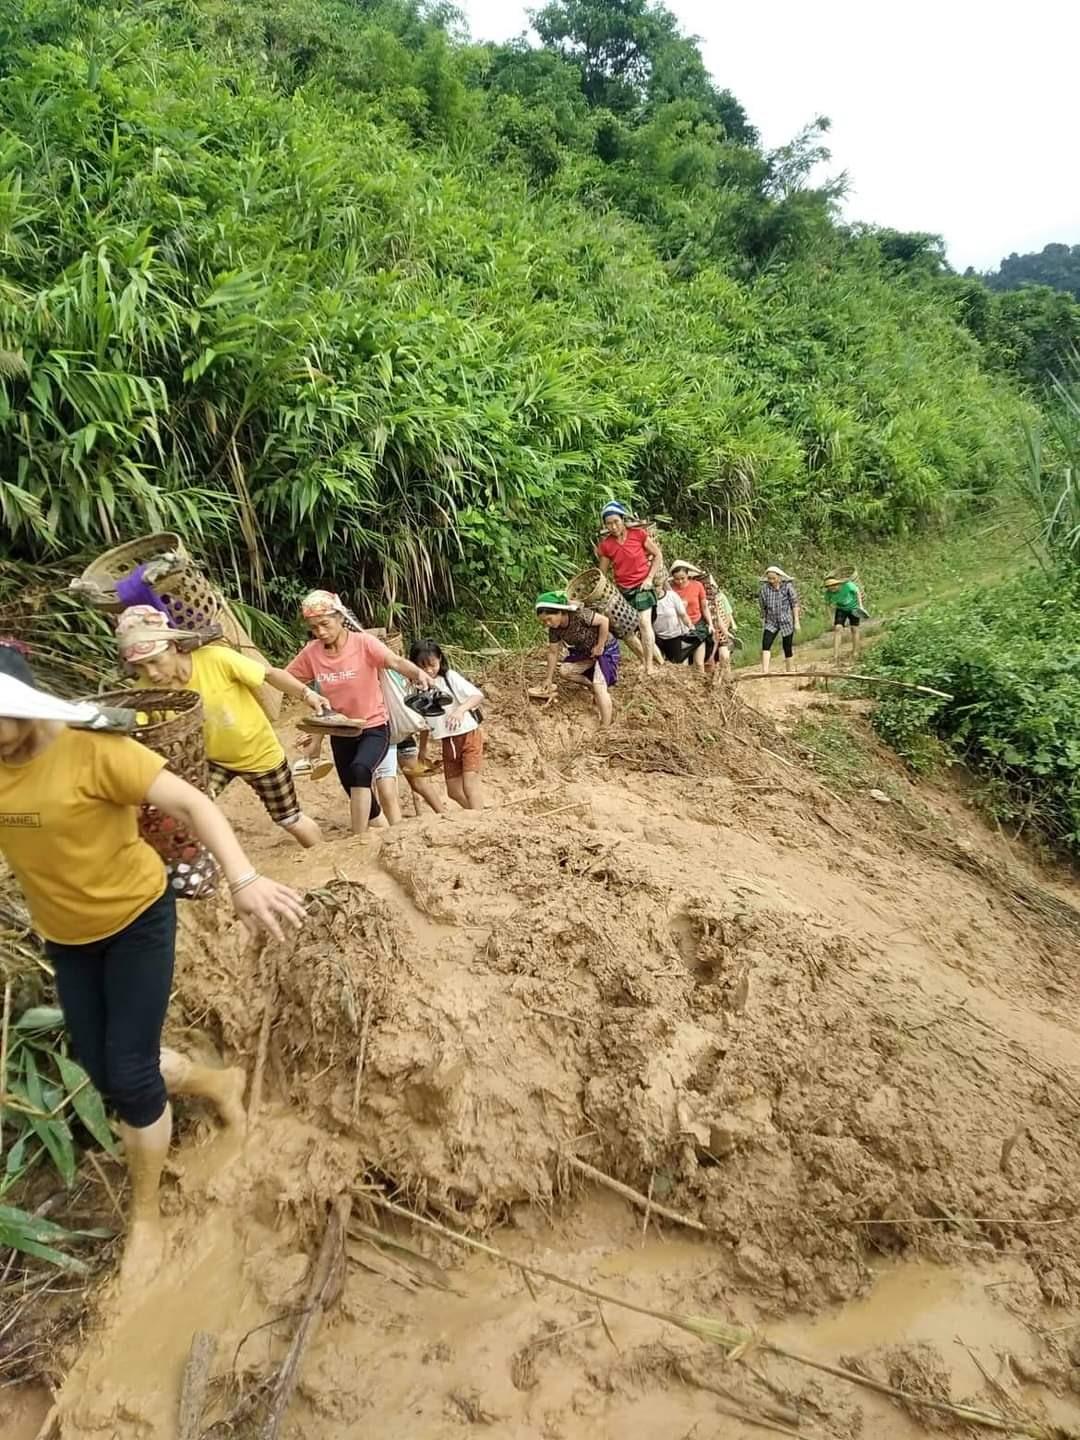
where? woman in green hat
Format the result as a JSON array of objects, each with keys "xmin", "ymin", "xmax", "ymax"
[
  {"xmin": 824, "ymin": 571, "xmax": 866, "ymax": 664},
  {"xmin": 534, "ymin": 592, "xmax": 618, "ymax": 727}
]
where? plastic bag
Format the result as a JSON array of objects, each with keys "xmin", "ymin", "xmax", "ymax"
[{"xmin": 380, "ymin": 668, "xmax": 428, "ymax": 745}]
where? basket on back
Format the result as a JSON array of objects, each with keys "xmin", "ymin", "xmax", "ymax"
[
  {"xmin": 566, "ymin": 568, "xmax": 638, "ymax": 640},
  {"xmin": 72, "ymin": 534, "xmax": 282, "ymax": 719},
  {"xmin": 91, "ymin": 688, "xmax": 218, "ymax": 899}
]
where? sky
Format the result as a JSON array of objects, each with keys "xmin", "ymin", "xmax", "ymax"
[{"xmin": 458, "ymin": 0, "xmax": 1079, "ymax": 273}]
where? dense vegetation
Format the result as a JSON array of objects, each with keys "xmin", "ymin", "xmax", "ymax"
[
  {"xmin": 979, "ymin": 243, "xmax": 1080, "ymax": 301},
  {"xmin": 0, "ymin": 0, "xmax": 1045, "ymax": 626},
  {"xmin": 870, "ymin": 365, "xmax": 1080, "ymax": 856}
]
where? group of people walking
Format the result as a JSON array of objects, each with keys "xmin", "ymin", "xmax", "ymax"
[
  {"xmin": 0, "ymin": 507, "xmax": 868, "ymax": 1290},
  {"xmin": 0, "ymin": 583, "xmax": 494, "ymax": 1285},
  {"xmin": 533, "ymin": 502, "xmax": 867, "ymax": 725}
]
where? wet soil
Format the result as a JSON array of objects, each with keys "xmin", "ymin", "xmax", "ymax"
[{"xmin": 11, "ymin": 654, "xmax": 1080, "ymax": 1439}]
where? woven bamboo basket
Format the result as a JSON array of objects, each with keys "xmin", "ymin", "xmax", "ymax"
[
  {"xmin": 90, "ymin": 688, "xmax": 218, "ymax": 896},
  {"xmin": 72, "ymin": 533, "xmax": 188, "ymax": 612},
  {"xmin": 566, "ymin": 568, "xmax": 638, "ymax": 640}
]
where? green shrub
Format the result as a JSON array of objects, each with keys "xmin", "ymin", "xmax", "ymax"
[{"xmin": 868, "ymin": 571, "xmax": 1080, "ymax": 853}]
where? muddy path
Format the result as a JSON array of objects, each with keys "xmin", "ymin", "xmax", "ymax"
[{"xmin": 7, "ymin": 657, "xmax": 1080, "ymax": 1440}]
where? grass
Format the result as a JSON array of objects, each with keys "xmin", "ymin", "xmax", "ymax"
[
  {"xmin": 726, "ymin": 501, "xmax": 1033, "ymax": 665},
  {"xmin": 790, "ymin": 713, "xmax": 913, "ymax": 804}
]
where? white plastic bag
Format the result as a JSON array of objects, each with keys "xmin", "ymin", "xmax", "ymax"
[{"xmin": 380, "ymin": 667, "xmax": 427, "ymax": 745}]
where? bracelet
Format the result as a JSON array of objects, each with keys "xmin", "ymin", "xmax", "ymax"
[{"xmin": 228, "ymin": 869, "xmax": 259, "ymax": 895}]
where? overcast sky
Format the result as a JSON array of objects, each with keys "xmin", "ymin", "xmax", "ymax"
[{"xmin": 459, "ymin": 0, "xmax": 1078, "ymax": 272}]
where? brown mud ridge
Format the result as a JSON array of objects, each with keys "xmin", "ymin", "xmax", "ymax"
[{"xmin": 9, "ymin": 663, "xmax": 1080, "ymax": 1439}]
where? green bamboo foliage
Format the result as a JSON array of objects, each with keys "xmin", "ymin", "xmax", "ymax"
[{"xmin": 0, "ymin": 0, "xmax": 1035, "ymax": 621}]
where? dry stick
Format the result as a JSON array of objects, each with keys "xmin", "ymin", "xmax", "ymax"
[
  {"xmin": 258, "ymin": 1197, "xmax": 351, "ymax": 1440},
  {"xmin": 177, "ymin": 1330, "xmax": 218, "ymax": 1440},
  {"xmin": 361, "ymin": 1195, "xmax": 1045, "ymax": 1439},
  {"xmin": 672, "ymin": 1359, "xmax": 803, "ymax": 1438},
  {"xmin": 351, "ymin": 992, "xmax": 373, "ymax": 1122},
  {"xmin": 247, "ymin": 945, "xmax": 277, "ymax": 1123},
  {"xmin": 0, "ymin": 980, "xmax": 10, "ymax": 1157},
  {"xmin": 733, "ymin": 671, "xmax": 953, "ymax": 700},
  {"xmin": 641, "ymin": 1169, "xmax": 655, "ymax": 1246},
  {"xmin": 566, "ymin": 1156, "xmax": 712, "ymax": 1237},
  {"xmin": 85, "ymin": 1150, "xmax": 124, "ymax": 1225}
]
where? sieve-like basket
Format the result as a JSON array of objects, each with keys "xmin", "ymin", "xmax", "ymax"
[
  {"xmin": 88, "ymin": 688, "xmax": 218, "ymax": 895},
  {"xmin": 567, "ymin": 568, "xmax": 638, "ymax": 640}
]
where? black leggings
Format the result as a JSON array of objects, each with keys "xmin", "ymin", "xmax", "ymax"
[
  {"xmin": 762, "ymin": 628, "xmax": 794, "ymax": 658},
  {"xmin": 46, "ymin": 890, "xmax": 175, "ymax": 1128},
  {"xmin": 331, "ymin": 724, "xmax": 390, "ymax": 819}
]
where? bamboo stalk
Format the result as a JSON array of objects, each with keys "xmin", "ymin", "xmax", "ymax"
[
  {"xmin": 177, "ymin": 1330, "xmax": 218, "ymax": 1440},
  {"xmin": 733, "ymin": 672, "xmax": 953, "ymax": 700},
  {"xmin": 360, "ymin": 1194, "xmax": 1050, "ymax": 1438},
  {"xmin": 566, "ymin": 1156, "xmax": 712, "ymax": 1236}
]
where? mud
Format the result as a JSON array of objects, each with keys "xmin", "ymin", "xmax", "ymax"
[{"xmin": 17, "ymin": 660, "xmax": 1080, "ymax": 1437}]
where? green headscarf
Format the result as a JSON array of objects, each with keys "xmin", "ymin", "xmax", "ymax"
[{"xmin": 535, "ymin": 590, "xmax": 576, "ymax": 612}]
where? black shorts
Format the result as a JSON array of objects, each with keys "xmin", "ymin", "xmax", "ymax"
[
  {"xmin": 762, "ymin": 628, "xmax": 794, "ymax": 658},
  {"xmin": 656, "ymin": 634, "xmax": 703, "ymax": 664},
  {"xmin": 834, "ymin": 609, "xmax": 860, "ymax": 628}
]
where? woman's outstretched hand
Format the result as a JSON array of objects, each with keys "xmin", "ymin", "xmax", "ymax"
[{"xmin": 232, "ymin": 877, "xmax": 307, "ymax": 942}]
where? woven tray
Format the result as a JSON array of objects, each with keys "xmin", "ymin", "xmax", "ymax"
[{"xmin": 298, "ymin": 714, "xmax": 366, "ymax": 738}]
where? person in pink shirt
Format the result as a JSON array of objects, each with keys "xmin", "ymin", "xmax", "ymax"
[{"xmin": 287, "ymin": 591, "xmax": 432, "ymax": 839}]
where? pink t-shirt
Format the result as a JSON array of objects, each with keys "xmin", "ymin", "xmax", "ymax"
[{"xmin": 287, "ymin": 631, "xmax": 392, "ymax": 726}]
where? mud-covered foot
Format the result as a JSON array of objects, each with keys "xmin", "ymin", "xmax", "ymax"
[
  {"xmin": 117, "ymin": 1216, "xmax": 165, "ymax": 1290},
  {"xmin": 211, "ymin": 1066, "xmax": 248, "ymax": 1131}
]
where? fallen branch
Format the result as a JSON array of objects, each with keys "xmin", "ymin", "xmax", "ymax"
[
  {"xmin": 566, "ymin": 1156, "xmax": 712, "ymax": 1236},
  {"xmin": 177, "ymin": 1330, "xmax": 218, "ymax": 1440},
  {"xmin": 257, "ymin": 1197, "xmax": 351, "ymax": 1439},
  {"xmin": 360, "ymin": 1193, "xmax": 1052, "ymax": 1438},
  {"xmin": 733, "ymin": 671, "xmax": 953, "ymax": 701},
  {"xmin": 247, "ymin": 946, "xmax": 277, "ymax": 1123}
]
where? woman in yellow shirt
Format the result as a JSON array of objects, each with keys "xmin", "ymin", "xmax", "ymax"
[
  {"xmin": 117, "ymin": 606, "xmax": 328, "ymax": 848},
  {"xmin": 0, "ymin": 644, "xmax": 304, "ymax": 1284}
]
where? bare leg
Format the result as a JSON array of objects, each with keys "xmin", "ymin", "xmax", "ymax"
[
  {"xmin": 160, "ymin": 1047, "xmax": 246, "ymax": 1130},
  {"xmin": 349, "ymin": 785, "xmax": 374, "ymax": 837},
  {"xmin": 833, "ymin": 625, "xmax": 841, "ymax": 665},
  {"xmin": 784, "ymin": 646, "xmax": 794, "ymax": 675},
  {"xmin": 851, "ymin": 626, "xmax": 860, "ymax": 660},
  {"xmin": 761, "ymin": 646, "xmax": 771, "ymax": 675},
  {"xmin": 446, "ymin": 776, "xmax": 468, "ymax": 809},
  {"xmin": 592, "ymin": 670, "xmax": 613, "ymax": 726},
  {"xmin": 461, "ymin": 772, "xmax": 485, "ymax": 810},
  {"xmin": 282, "ymin": 814, "xmax": 320, "ymax": 848},
  {"xmin": 406, "ymin": 774, "xmax": 447, "ymax": 815},
  {"xmin": 376, "ymin": 777, "xmax": 403, "ymax": 826},
  {"xmin": 116, "ymin": 1106, "xmax": 172, "ymax": 1284},
  {"xmin": 637, "ymin": 608, "xmax": 657, "ymax": 676},
  {"xmin": 692, "ymin": 638, "xmax": 706, "ymax": 674}
]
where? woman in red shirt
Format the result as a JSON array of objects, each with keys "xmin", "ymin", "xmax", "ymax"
[
  {"xmin": 670, "ymin": 561, "xmax": 722, "ymax": 674},
  {"xmin": 596, "ymin": 502, "xmax": 662, "ymax": 677},
  {"xmin": 287, "ymin": 591, "xmax": 432, "ymax": 839}
]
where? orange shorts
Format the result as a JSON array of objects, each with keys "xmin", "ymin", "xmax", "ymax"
[{"xmin": 441, "ymin": 728, "xmax": 484, "ymax": 778}]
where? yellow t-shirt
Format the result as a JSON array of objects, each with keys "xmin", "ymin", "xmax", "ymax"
[
  {"xmin": 138, "ymin": 646, "xmax": 283, "ymax": 775},
  {"xmin": 0, "ymin": 729, "xmax": 167, "ymax": 945}
]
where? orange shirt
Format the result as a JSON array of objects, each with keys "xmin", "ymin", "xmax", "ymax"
[
  {"xmin": 287, "ymin": 631, "xmax": 392, "ymax": 726},
  {"xmin": 674, "ymin": 578, "xmax": 707, "ymax": 625}
]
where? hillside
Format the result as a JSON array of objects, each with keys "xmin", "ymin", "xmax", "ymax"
[
  {"xmin": 981, "ymin": 243, "xmax": 1080, "ymax": 301},
  {"xmin": 0, "ymin": 0, "xmax": 1041, "ymax": 623}
]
